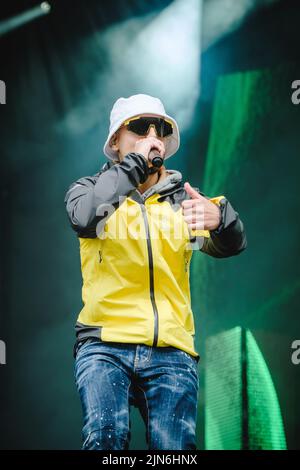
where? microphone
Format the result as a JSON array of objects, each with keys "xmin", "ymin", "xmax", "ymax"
[
  {"xmin": 148, "ymin": 149, "xmax": 164, "ymax": 168},
  {"xmin": 151, "ymin": 155, "xmax": 163, "ymax": 168}
]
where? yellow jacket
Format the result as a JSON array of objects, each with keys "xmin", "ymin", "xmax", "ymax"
[{"xmin": 64, "ymin": 153, "xmax": 247, "ymax": 360}]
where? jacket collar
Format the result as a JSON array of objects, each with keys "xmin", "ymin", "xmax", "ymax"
[
  {"xmin": 99, "ymin": 161, "xmax": 183, "ymax": 201},
  {"xmin": 137, "ymin": 169, "xmax": 182, "ymax": 201}
]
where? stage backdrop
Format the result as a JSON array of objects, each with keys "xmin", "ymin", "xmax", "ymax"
[{"xmin": 0, "ymin": 0, "xmax": 299, "ymax": 450}]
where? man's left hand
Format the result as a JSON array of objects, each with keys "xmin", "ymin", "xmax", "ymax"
[{"xmin": 182, "ymin": 182, "xmax": 221, "ymax": 231}]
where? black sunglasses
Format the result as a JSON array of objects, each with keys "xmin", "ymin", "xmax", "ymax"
[{"xmin": 122, "ymin": 115, "xmax": 173, "ymax": 137}]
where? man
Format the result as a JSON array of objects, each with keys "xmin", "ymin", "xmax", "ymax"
[{"xmin": 64, "ymin": 93, "xmax": 247, "ymax": 450}]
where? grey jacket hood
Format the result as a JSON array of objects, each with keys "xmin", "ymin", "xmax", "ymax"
[
  {"xmin": 100, "ymin": 159, "xmax": 183, "ymax": 201},
  {"xmin": 136, "ymin": 169, "xmax": 182, "ymax": 201}
]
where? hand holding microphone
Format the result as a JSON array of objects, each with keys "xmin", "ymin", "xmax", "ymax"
[
  {"xmin": 134, "ymin": 136, "xmax": 165, "ymax": 173},
  {"xmin": 148, "ymin": 150, "xmax": 164, "ymax": 168}
]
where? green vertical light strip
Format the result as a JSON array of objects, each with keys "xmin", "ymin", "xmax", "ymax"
[
  {"xmin": 246, "ymin": 330, "xmax": 287, "ymax": 450},
  {"xmin": 205, "ymin": 327, "xmax": 242, "ymax": 450},
  {"xmin": 202, "ymin": 68, "xmax": 273, "ymax": 196},
  {"xmin": 191, "ymin": 69, "xmax": 272, "ymax": 324},
  {"xmin": 205, "ymin": 327, "xmax": 287, "ymax": 449}
]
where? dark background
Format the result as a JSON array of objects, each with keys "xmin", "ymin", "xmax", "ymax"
[{"xmin": 0, "ymin": 0, "xmax": 299, "ymax": 449}]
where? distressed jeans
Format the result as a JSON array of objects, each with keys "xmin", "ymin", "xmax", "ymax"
[{"xmin": 74, "ymin": 338, "xmax": 199, "ymax": 450}]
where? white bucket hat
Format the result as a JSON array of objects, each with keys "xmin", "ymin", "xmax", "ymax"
[{"xmin": 103, "ymin": 94, "xmax": 180, "ymax": 162}]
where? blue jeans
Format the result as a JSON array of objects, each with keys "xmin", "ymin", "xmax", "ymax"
[{"xmin": 74, "ymin": 338, "xmax": 199, "ymax": 450}]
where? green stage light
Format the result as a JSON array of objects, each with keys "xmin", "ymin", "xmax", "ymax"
[{"xmin": 205, "ymin": 326, "xmax": 287, "ymax": 450}]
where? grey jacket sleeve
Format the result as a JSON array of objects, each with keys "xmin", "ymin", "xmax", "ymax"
[
  {"xmin": 64, "ymin": 152, "xmax": 149, "ymax": 237},
  {"xmin": 193, "ymin": 197, "xmax": 247, "ymax": 258}
]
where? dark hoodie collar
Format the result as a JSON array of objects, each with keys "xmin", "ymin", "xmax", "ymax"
[
  {"xmin": 136, "ymin": 169, "xmax": 182, "ymax": 201},
  {"xmin": 100, "ymin": 160, "xmax": 183, "ymax": 201}
]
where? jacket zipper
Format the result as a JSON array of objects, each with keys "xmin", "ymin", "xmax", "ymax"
[{"xmin": 140, "ymin": 203, "xmax": 159, "ymax": 347}]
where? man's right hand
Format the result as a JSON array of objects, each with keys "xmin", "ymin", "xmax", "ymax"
[{"xmin": 134, "ymin": 137, "xmax": 166, "ymax": 164}]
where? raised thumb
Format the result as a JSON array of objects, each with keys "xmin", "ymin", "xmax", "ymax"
[{"xmin": 184, "ymin": 182, "xmax": 201, "ymax": 200}]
